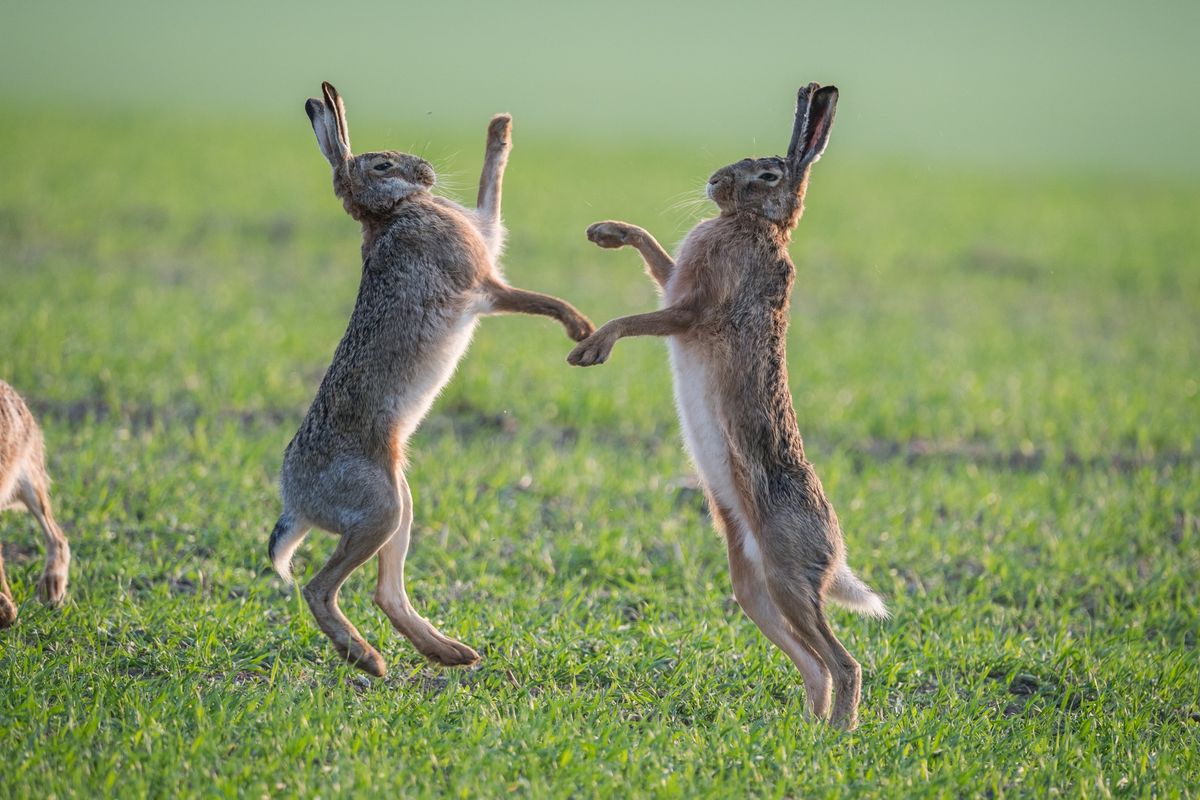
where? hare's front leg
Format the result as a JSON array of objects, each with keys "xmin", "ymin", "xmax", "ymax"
[
  {"xmin": 586, "ymin": 221, "xmax": 675, "ymax": 287},
  {"xmin": 373, "ymin": 474, "xmax": 479, "ymax": 666},
  {"xmin": 0, "ymin": 545, "xmax": 17, "ymax": 628},
  {"xmin": 483, "ymin": 280, "xmax": 594, "ymax": 341},
  {"xmin": 567, "ymin": 306, "xmax": 698, "ymax": 367},
  {"xmin": 475, "ymin": 113, "xmax": 512, "ymax": 254},
  {"xmin": 16, "ymin": 474, "xmax": 69, "ymax": 606}
]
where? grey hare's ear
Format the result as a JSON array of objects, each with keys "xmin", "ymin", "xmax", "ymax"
[
  {"xmin": 786, "ymin": 83, "xmax": 838, "ymax": 170},
  {"xmin": 304, "ymin": 81, "xmax": 352, "ymax": 167}
]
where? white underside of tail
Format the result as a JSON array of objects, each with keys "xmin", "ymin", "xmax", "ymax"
[
  {"xmin": 270, "ymin": 522, "xmax": 309, "ymax": 585},
  {"xmin": 828, "ymin": 564, "xmax": 889, "ymax": 618}
]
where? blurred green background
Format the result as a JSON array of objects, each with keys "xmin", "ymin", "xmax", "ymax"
[{"xmin": 3, "ymin": 0, "xmax": 1198, "ymax": 175}]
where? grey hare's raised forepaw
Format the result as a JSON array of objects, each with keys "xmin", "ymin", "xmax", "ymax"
[{"xmin": 487, "ymin": 114, "xmax": 512, "ymax": 150}]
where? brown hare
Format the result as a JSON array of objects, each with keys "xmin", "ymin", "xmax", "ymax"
[
  {"xmin": 269, "ymin": 83, "xmax": 593, "ymax": 678},
  {"xmin": 568, "ymin": 83, "xmax": 885, "ymax": 728},
  {"xmin": 0, "ymin": 380, "xmax": 70, "ymax": 628}
]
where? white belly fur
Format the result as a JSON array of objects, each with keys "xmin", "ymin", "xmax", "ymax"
[
  {"xmin": 666, "ymin": 338, "xmax": 763, "ymax": 569},
  {"xmin": 389, "ymin": 298, "xmax": 484, "ymax": 445}
]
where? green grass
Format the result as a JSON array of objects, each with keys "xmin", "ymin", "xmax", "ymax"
[{"xmin": 1, "ymin": 109, "xmax": 1198, "ymax": 798}]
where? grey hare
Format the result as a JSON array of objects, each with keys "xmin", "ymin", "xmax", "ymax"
[
  {"xmin": 569, "ymin": 83, "xmax": 885, "ymax": 728},
  {"xmin": 270, "ymin": 83, "xmax": 593, "ymax": 678}
]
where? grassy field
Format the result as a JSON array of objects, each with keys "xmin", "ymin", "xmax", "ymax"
[{"xmin": 1, "ymin": 108, "xmax": 1198, "ymax": 798}]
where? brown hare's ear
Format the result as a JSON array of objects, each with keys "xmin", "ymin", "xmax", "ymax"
[{"xmin": 786, "ymin": 83, "xmax": 838, "ymax": 170}]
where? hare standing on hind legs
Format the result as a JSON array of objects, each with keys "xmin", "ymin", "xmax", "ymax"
[
  {"xmin": 269, "ymin": 83, "xmax": 593, "ymax": 678},
  {"xmin": 569, "ymin": 83, "xmax": 886, "ymax": 729},
  {"xmin": 0, "ymin": 380, "xmax": 70, "ymax": 628}
]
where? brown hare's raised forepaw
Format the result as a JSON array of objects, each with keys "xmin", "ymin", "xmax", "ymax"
[
  {"xmin": 0, "ymin": 593, "xmax": 16, "ymax": 628},
  {"xmin": 586, "ymin": 221, "xmax": 635, "ymax": 249}
]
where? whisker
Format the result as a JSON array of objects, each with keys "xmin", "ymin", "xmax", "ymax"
[{"xmin": 663, "ymin": 182, "xmax": 714, "ymax": 227}]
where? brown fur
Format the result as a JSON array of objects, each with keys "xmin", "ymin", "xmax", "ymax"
[
  {"xmin": 0, "ymin": 380, "xmax": 71, "ymax": 627},
  {"xmin": 271, "ymin": 83, "xmax": 594, "ymax": 677},
  {"xmin": 569, "ymin": 84, "xmax": 886, "ymax": 729}
]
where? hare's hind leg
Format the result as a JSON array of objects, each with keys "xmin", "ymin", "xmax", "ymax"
[
  {"xmin": 759, "ymin": 535, "xmax": 863, "ymax": 729},
  {"xmin": 0, "ymin": 545, "xmax": 17, "ymax": 627},
  {"xmin": 301, "ymin": 491, "xmax": 400, "ymax": 678},
  {"xmin": 716, "ymin": 505, "xmax": 831, "ymax": 720},
  {"xmin": 16, "ymin": 469, "xmax": 69, "ymax": 606},
  {"xmin": 374, "ymin": 474, "xmax": 479, "ymax": 666}
]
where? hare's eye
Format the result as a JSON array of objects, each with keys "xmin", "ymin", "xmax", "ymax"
[
  {"xmin": 373, "ymin": 162, "xmax": 392, "ymax": 172},
  {"xmin": 759, "ymin": 172, "xmax": 780, "ymax": 183}
]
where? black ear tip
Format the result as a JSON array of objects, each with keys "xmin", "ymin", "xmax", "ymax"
[{"xmin": 304, "ymin": 98, "xmax": 322, "ymax": 122}]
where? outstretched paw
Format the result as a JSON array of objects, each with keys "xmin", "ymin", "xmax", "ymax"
[
  {"xmin": 567, "ymin": 331, "xmax": 616, "ymax": 367},
  {"xmin": 586, "ymin": 221, "xmax": 639, "ymax": 249},
  {"xmin": 487, "ymin": 114, "xmax": 513, "ymax": 150},
  {"xmin": 563, "ymin": 311, "xmax": 596, "ymax": 342}
]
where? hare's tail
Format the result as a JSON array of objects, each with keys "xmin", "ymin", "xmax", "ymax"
[
  {"xmin": 268, "ymin": 511, "xmax": 309, "ymax": 585},
  {"xmin": 828, "ymin": 563, "xmax": 889, "ymax": 618}
]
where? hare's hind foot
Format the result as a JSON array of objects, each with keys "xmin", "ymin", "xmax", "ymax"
[
  {"xmin": 414, "ymin": 628, "xmax": 479, "ymax": 667},
  {"xmin": 303, "ymin": 581, "xmax": 389, "ymax": 677},
  {"xmin": 376, "ymin": 599, "xmax": 480, "ymax": 667},
  {"xmin": 334, "ymin": 635, "xmax": 388, "ymax": 678}
]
